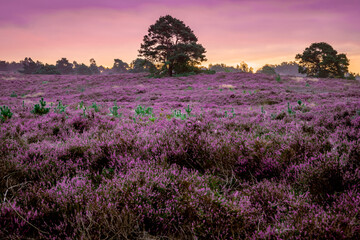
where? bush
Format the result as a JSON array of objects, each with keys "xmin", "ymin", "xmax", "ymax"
[
  {"xmin": 0, "ymin": 105, "xmax": 13, "ymax": 122},
  {"xmin": 31, "ymin": 98, "xmax": 50, "ymax": 115}
]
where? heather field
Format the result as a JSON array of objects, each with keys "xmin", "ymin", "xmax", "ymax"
[{"xmin": 1, "ymin": 72, "xmax": 360, "ymax": 239}]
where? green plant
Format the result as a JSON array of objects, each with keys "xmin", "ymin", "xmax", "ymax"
[
  {"xmin": 185, "ymin": 105, "xmax": 192, "ymax": 116},
  {"xmin": 77, "ymin": 101, "xmax": 85, "ymax": 110},
  {"xmin": 10, "ymin": 91, "xmax": 17, "ymax": 97},
  {"xmin": 54, "ymin": 101, "xmax": 68, "ymax": 113},
  {"xmin": 135, "ymin": 105, "xmax": 153, "ymax": 117},
  {"xmin": 207, "ymin": 87, "xmax": 212, "ymax": 90},
  {"xmin": 297, "ymin": 100, "xmax": 303, "ymax": 106},
  {"xmin": 187, "ymin": 86, "xmax": 193, "ymax": 90},
  {"xmin": 231, "ymin": 108, "xmax": 236, "ymax": 118},
  {"xmin": 109, "ymin": 101, "xmax": 122, "ymax": 117},
  {"xmin": 90, "ymin": 102, "xmax": 100, "ymax": 112},
  {"xmin": 287, "ymin": 102, "xmax": 295, "ymax": 115},
  {"xmin": 219, "ymin": 88, "xmax": 223, "ymax": 92},
  {"xmin": 148, "ymin": 116, "xmax": 157, "ymax": 122},
  {"xmin": 172, "ymin": 109, "xmax": 187, "ymax": 120},
  {"xmin": 83, "ymin": 107, "xmax": 87, "ymax": 118},
  {"xmin": 306, "ymin": 83, "xmax": 310, "ymax": 87},
  {"xmin": 0, "ymin": 105, "xmax": 13, "ymax": 122},
  {"xmin": 261, "ymin": 106, "xmax": 265, "ymax": 114},
  {"xmin": 275, "ymin": 74, "xmax": 281, "ymax": 82},
  {"xmin": 31, "ymin": 98, "xmax": 50, "ymax": 115}
]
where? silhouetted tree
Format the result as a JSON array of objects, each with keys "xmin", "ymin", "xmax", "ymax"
[
  {"xmin": 19, "ymin": 57, "xmax": 42, "ymax": 74},
  {"xmin": 0, "ymin": 61, "xmax": 7, "ymax": 71},
  {"xmin": 139, "ymin": 15, "xmax": 206, "ymax": 76},
  {"xmin": 295, "ymin": 42, "xmax": 349, "ymax": 78},
  {"xmin": 236, "ymin": 61, "xmax": 253, "ymax": 73},
  {"xmin": 8, "ymin": 61, "xmax": 22, "ymax": 72},
  {"xmin": 36, "ymin": 64, "xmax": 60, "ymax": 75},
  {"xmin": 89, "ymin": 58, "xmax": 100, "ymax": 74},
  {"xmin": 73, "ymin": 61, "xmax": 92, "ymax": 75},
  {"xmin": 256, "ymin": 65, "xmax": 276, "ymax": 75},
  {"xmin": 129, "ymin": 58, "xmax": 156, "ymax": 73},
  {"xmin": 112, "ymin": 59, "xmax": 129, "ymax": 73},
  {"xmin": 209, "ymin": 63, "xmax": 236, "ymax": 72},
  {"xmin": 56, "ymin": 58, "xmax": 74, "ymax": 74}
]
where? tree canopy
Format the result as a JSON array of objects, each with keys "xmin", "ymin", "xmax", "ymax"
[
  {"xmin": 112, "ymin": 59, "xmax": 129, "ymax": 73},
  {"xmin": 256, "ymin": 65, "xmax": 276, "ymax": 75},
  {"xmin": 56, "ymin": 58, "xmax": 74, "ymax": 74},
  {"xmin": 295, "ymin": 42, "xmax": 349, "ymax": 78},
  {"xmin": 138, "ymin": 15, "xmax": 206, "ymax": 76}
]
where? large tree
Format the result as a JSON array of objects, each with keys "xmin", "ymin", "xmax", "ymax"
[
  {"xmin": 295, "ymin": 42, "xmax": 349, "ymax": 78},
  {"xmin": 138, "ymin": 15, "xmax": 206, "ymax": 76}
]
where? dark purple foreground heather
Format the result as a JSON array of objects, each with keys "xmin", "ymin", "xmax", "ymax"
[{"xmin": 0, "ymin": 72, "xmax": 359, "ymax": 239}]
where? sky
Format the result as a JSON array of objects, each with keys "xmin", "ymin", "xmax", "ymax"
[{"xmin": 0, "ymin": 0, "xmax": 360, "ymax": 72}]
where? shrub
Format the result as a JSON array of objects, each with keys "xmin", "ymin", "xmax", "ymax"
[
  {"xmin": 0, "ymin": 105, "xmax": 13, "ymax": 122},
  {"xmin": 295, "ymin": 156, "xmax": 344, "ymax": 203},
  {"xmin": 54, "ymin": 101, "xmax": 67, "ymax": 113},
  {"xmin": 109, "ymin": 101, "xmax": 122, "ymax": 117},
  {"xmin": 31, "ymin": 98, "xmax": 50, "ymax": 115},
  {"xmin": 135, "ymin": 105, "xmax": 153, "ymax": 117},
  {"xmin": 90, "ymin": 102, "xmax": 100, "ymax": 112}
]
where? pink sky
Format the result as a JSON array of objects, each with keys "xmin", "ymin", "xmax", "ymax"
[{"xmin": 1, "ymin": 0, "xmax": 360, "ymax": 72}]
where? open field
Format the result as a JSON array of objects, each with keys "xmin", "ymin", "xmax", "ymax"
[{"xmin": 1, "ymin": 72, "xmax": 360, "ymax": 239}]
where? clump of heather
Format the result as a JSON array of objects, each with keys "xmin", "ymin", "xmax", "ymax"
[{"xmin": 0, "ymin": 72, "xmax": 359, "ymax": 239}]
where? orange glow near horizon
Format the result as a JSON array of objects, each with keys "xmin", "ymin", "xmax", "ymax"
[{"xmin": 1, "ymin": 1, "xmax": 359, "ymax": 73}]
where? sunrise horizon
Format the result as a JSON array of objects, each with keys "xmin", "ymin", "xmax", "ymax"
[{"xmin": 1, "ymin": 0, "xmax": 360, "ymax": 73}]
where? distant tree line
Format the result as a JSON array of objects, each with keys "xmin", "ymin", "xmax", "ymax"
[
  {"xmin": 208, "ymin": 62, "xmax": 254, "ymax": 73},
  {"xmin": 0, "ymin": 57, "xmax": 157, "ymax": 75},
  {"xmin": 256, "ymin": 62, "xmax": 304, "ymax": 76}
]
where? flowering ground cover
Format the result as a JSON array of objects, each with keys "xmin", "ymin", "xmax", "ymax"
[{"xmin": 0, "ymin": 72, "xmax": 360, "ymax": 239}]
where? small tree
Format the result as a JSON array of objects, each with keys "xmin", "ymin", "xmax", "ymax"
[
  {"xmin": 256, "ymin": 65, "xmax": 276, "ymax": 75},
  {"xmin": 295, "ymin": 42, "xmax": 349, "ymax": 78},
  {"xmin": 89, "ymin": 58, "xmax": 100, "ymax": 74},
  {"xmin": 139, "ymin": 15, "xmax": 206, "ymax": 76},
  {"xmin": 236, "ymin": 61, "xmax": 253, "ymax": 73},
  {"xmin": 112, "ymin": 59, "xmax": 129, "ymax": 73}
]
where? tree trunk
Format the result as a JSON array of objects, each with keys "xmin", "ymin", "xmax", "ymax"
[{"xmin": 169, "ymin": 63, "xmax": 173, "ymax": 77}]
